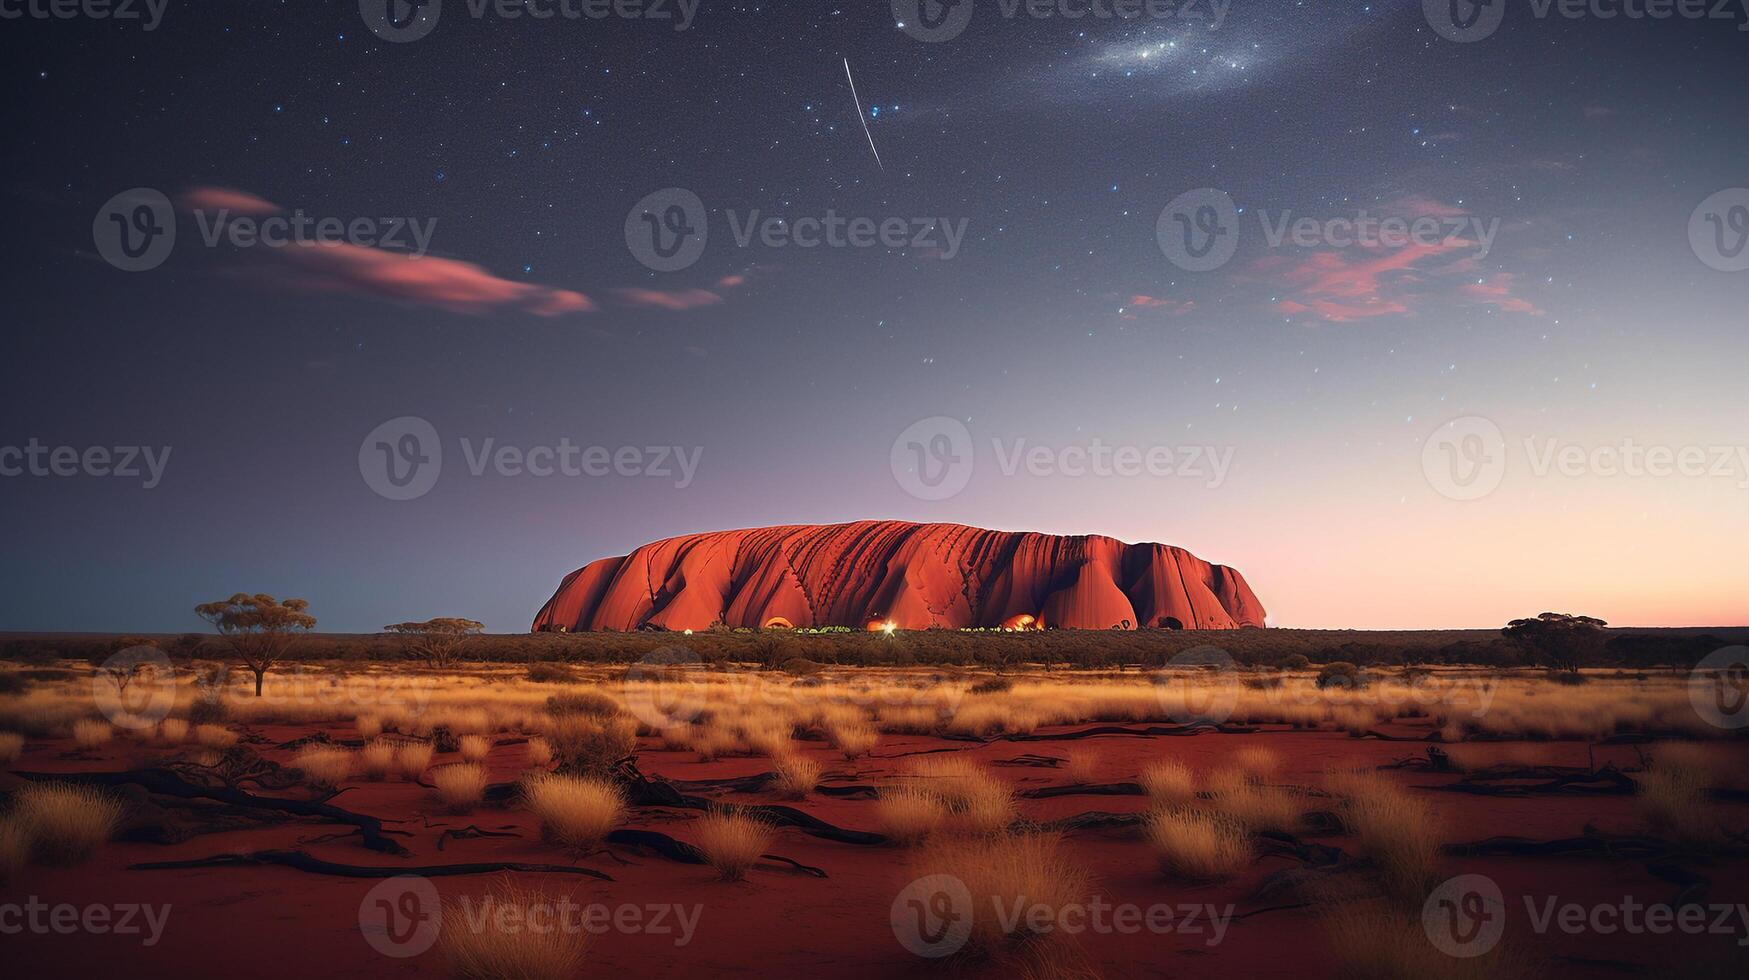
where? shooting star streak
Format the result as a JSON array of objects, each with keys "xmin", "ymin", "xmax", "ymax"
[{"xmin": 843, "ymin": 58, "xmax": 884, "ymax": 172}]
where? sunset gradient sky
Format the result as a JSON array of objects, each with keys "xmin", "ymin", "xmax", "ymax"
[{"xmin": 2, "ymin": 2, "xmax": 1745, "ymax": 632}]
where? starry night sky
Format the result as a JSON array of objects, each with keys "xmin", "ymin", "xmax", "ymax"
[{"xmin": 2, "ymin": 1, "xmax": 1746, "ymax": 632}]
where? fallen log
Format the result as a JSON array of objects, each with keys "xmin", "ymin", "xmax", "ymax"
[
  {"xmin": 128, "ymin": 848, "xmax": 611, "ymax": 880},
  {"xmin": 1020, "ymin": 782, "xmax": 1145, "ymax": 799},
  {"xmin": 605, "ymin": 829, "xmax": 827, "ymax": 877}
]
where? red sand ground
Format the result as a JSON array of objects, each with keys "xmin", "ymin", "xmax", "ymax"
[{"xmin": 6, "ymin": 724, "xmax": 1748, "ymax": 978}]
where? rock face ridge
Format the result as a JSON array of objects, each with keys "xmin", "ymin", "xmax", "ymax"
[{"xmin": 532, "ymin": 521, "xmax": 1265, "ymax": 632}]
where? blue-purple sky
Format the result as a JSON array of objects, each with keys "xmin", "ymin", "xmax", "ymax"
[{"xmin": 3, "ymin": 1, "xmax": 1746, "ymax": 632}]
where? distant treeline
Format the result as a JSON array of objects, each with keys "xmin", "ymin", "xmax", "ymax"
[{"xmin": 0, "ymin": 626, "xmax": 1740, "ymax": 671}]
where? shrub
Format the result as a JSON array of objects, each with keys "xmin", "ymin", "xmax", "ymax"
[
  {"xmin": 0, "ymin": 818, "xmax": 28, "ymax": 883},
  {"xmin": 829, "ymin": 725, "xmax": 879, "ymax": 760},
  {"xmin": 459, "ymin": 734, "xmax": 493, "ymax": 764},
  {"xmin": 1143, "ymin": 807, "xmax": 1251, "ymax": 881},
  {"xmin": 157, "ymin": 718, "xmax": 189, "ymax": 744},
  {"xmin": 771, "ymin": 753, "xmax": 822, "ymax": 799},
  {"xmin": 293, "ymin": 747, "xmax": 354, "ymax": 788},
  {"xmin": 968, "ymin": 677, "xmax": 1012, "ymax": 695},
  {"xmin": 548, "ymin": 716, "xmax": 638, "ymax": 776},
  {"xmin": 1340, "ymin": 777, "xmax": 1443, "ymax": 904},
  {"xmin": 1208, "ymin": 781, "xmax": 1302, "ymax": 834},
  {"xmin": 915, "ymin": 833, "xmax": 1089, "ymax": 953},
  {"xmin": 431, "ymin": 763, "xmax": 488, "ymax": 812},
  {"xmin": 358, "ymin": 740, "xmax": 397, "ymax": 780},
  {"xmin": 1638, "ymin": 764, "xmax": 1716, "ymax": 846},
  {"xmin": 1316, "ymin": 662, "xmax": 1367, "ymax": 689},
  {"xmin": 779, "ymin": 658, "xmax": 823, "ymax": 676},
  {"xmin": 545, "ymin": 692, "xmax": 621, "ymax": 719},
  {"xmin": 72, "ymin": 719, "xmax": 112, "ymax": 749},
  {"xmin": 691, "ymin": 809, "xmax": 774, "ymax": 881},
  {"xmin": 439, "ymin": 882, "xmax": 588, "ymax": 980},
  {"xmin": 0, "ymin": 732, "xmax": 24, "ymax": 764},
  {"xmin": 526, "ymin": 663, "xmax": 579, "ymax": 683},
  {"xmin": 11, "ymin": 783, "xmax": 123, "ymax": 866},
  {"xmin": 522, "ymin": 773, "xmax": 624, "ymax": 850},
  {"xmin": 526, "ymin": 736, "xmax": 554, "ymax": 768},
  {"xmin": 1139, "ymin": 760, "xmax": 1198, "ymax": 806},
  {"xmin": 395, "ymin": 741, "xmax": 435, "ymax": 779},
  {"xmin": 187, "ymin": 695, "xmax": 228, "ymax": 726},
  {"xmin": 877, "ymin": 786, "xmax": 949, "ymax": 845}
]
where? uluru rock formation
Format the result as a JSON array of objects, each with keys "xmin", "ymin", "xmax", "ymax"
[{"xmin": 532, "ymin": 521, "xmax": 1265, "ymax": 632}]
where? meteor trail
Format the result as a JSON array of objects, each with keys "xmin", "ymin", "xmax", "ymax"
[{"xmin": 843, "ymin": 58, "xmax": 884, "ymax": 172}]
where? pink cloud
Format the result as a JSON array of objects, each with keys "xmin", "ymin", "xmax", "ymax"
[
  {"xmin": 716, "ymin": 274, "xmax": 747, "ymax": 289},
  {"xmin": 1461, "ymin": 273, "xmax": 1544, "ymax": 315},
  {"xmin": 278, "ymin": 242, "xmax": 594, "ymax": 316},
  {"xmin": 179, "ymin": 187, "xmax": 281, "ymax": 215},
  {"xmin": 1123, "ymin": 294, "xmax": 1195, "ymax": 317},
  {"xmin": 615, "ymin": 287, "xmax": 725, "ymax": 311}
]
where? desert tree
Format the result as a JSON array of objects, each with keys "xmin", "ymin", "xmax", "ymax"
[
  {"xmin": 1502, "ymin": 612, "xmax": 1608, "ymax": 674},
  {"xmin": 195, "ymin": 593, "xmax": 316, "ymax": 696},
  {"xmin": 384, "ymin": 617, "xmax": 485, "ymax": 668}
]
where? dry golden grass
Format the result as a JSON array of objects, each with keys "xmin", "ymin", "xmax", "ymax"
[
  {"xmin": 395, "ymin": 741, "xmax": 435, "ymax": 779},
  {"xmin": 831, "ymin": 724, "xmax": 880, "ymax": 760},
  {"xmin": 1143, "ymin": 807, "xmax": 1251, "ymax": 882},
  {"xmin": 431, "ymin": 763, "xmax": 489, "ymax": 812},
  {"xmin": 1638, "ymin": 764, "xmax": 1717, "ymax": 846},
  {"xmin": 439, "ymin": 882, "xmax": 588, "ymax": 980},
  {"xmin": 71, "ymin": 718, "xmax": 112, "ymax": 749},
  {"xmin": 771, "ymin": 753, "xmax": 823, "ymax": 799},
  {"xmin": 904, "ymin": 756, "xmax": 1020, "ymax": 836},
  {"xmin": 1647, "ymin": 742, "xmax": 1725, "ymax": 784},
  {"xmin": 1207, "ymin": 780, "xmax": 1302, "ymax": 834},
  {"xmin": 293, "ymin": 747, "xmax": 354, "ymax": 788},
  {"xmin": 1061, "ymin": 747, "xmax": 1101, "ymax": 785},
  {"xmin": 522, "ymin": 773, "xmax": 624, "ymax": 849},
  {"xmin": 194, "ymin": 723, "xmax": 238, "ymax": 749},
  {"xmin": 11, "ymin": 782, "xmax": 123, "ymax": 866},
  {"xmin": 157, "ymin": 718, "xmax": 188, "ymax": 744},
  {"xmin": 547, "ymin": 715, "xmax": 638, "ymax": 775},
  {"xmin": 527, "ymin": 736, "xmax": 553, "ymax": 768},
  {"xmin": 1233, "ymin": 745, "xmax": 1282, "ymax": 781},
  {"xmin": 458, "ymin": 734, "xmax": 493, "ymax": 764},
  {"xmin": 1332, "ymin": 772, "xmax": 1443, "ymax": 904},
  {"xmin": 0, "ymin": 731, "xmax": 23, "ymax": 763},
  {"xmin": 355, "ymin": 713, "xmax": 383, "ymax": 740},
  {"xmin": 1138, "ymin": 760, "xmax": 1198, "ymax": 807},
  {"xmin": 691, "ymin": 809, "xmax": 774, "ymax": 881},
  {"xmin": 0, "ymin": 817, "xmax": 29, "ymax": 883},
  {"xmin": 358, "ymin": 739, "xmax": 397, "ymax": 780},
  {"xmin": 877, "ymin": 785, "xmax": 950, "ymax": 845},
  {"xmin": 1323, "ymin": 903, "xmax": 1511, "ymax": 980},
  {"xmin": 916, "ymin": 833, "xmax": 1089, "ymax": 953}
]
